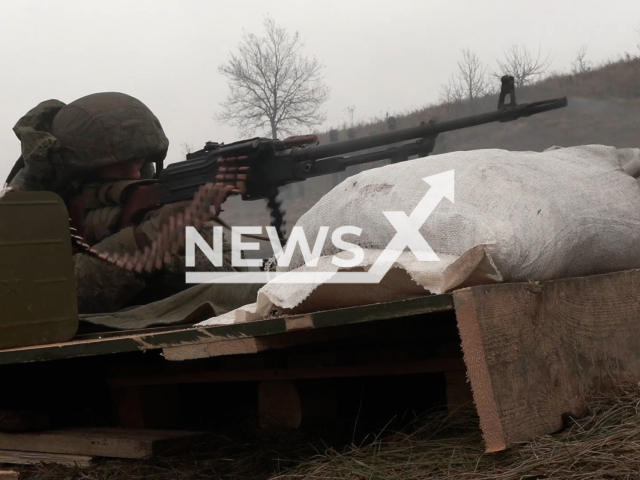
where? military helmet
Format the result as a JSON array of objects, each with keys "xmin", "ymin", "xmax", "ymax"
[{"xmin": 51, "ymin": 92, "xmax": 169, "ymax": 178}]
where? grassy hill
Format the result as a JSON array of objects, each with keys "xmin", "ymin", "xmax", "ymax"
[{"xmin": 221, "ymin": 57, "xmax": 640, "ymax": 237}]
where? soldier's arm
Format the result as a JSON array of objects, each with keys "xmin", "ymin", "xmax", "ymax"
[
  {"xmin": 74, "ymin": 203, "xmax": 225, "ymax": 314},
  {"xmin": 73, "ymin": 231, "xmax": 147, "ymax": 314}
]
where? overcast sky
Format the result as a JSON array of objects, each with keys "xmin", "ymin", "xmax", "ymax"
[{"xmin": 0, "ymin": 0, "xmax": 638, "ymax": 182}]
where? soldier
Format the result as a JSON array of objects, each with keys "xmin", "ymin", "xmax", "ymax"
[{"xmin": 7, "ymin": 92, "xmax": 245, "ymax": 314}]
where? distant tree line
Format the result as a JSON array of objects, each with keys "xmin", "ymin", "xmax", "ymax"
[
  {"xmin": 440, "ymin": 44, "xmax": 553, "ymax": 109},
  {"xmin": 207, "ymin": 18, "xmax": 640, "ymax": 154}
]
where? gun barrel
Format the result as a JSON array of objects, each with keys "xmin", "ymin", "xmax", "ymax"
[
  {"xmin": 293, "ymin": 97, "xmax": 568, "ymax": 162},
  {"xmin": 303, "ymin": 139, "xmax": 429, "ymax": 178}
]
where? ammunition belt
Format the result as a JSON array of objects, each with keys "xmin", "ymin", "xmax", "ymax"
[{"xmin": 71, "ymin": 182, "xmax": 235, "ymax": 274}]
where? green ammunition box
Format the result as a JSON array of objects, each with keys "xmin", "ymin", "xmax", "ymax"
[{"xmin": 0, "ymin": 191, "xmax": 78, "ymax": 349}]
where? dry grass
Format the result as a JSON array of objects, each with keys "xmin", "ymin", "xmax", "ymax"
[
  {"xmin": 317, "ymin": 55, "xmax": 640, "ymax": 141},
  {"xmin": 14, "ymin": 425, "xmax": 324, "ymax": 480},
  {"xmin": 11, "ymin": 383, "xmax": 640, "ymax": 480},
  {"xmin": 275, "ymin": 384, "xmax": 640, "ymax": 480}
]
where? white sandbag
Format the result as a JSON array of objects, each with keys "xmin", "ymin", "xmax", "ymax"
[
  {"xmin": 619, "ymin": 148, "xmax": 640, "ymax": 179},
  {"xmin": 198, "ymin": 144, "xmax": 640, "ymax": 324}
]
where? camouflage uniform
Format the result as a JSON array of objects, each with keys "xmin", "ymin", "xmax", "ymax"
[{"xmin": 8, "ymin": 93, "xmax": 238, "ymax": 314}]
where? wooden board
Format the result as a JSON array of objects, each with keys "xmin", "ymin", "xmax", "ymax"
[
  {"xmin": 110, "ymin": 385, "xmax": 183, "ymax": 429},
  {"xmin": 0, "ymin": 471, "xmax": 19, "ymax": 480},
  {"xmin": 452, "ymin": 268, "xmax": 640, "ymax": 452},
  {"xmin": 258, "ymin": 380, "xmax": 302, "ymax": 429},
  {"xmin": 0, "ymin": 428, "xmax": 204, "ymax": 459},
  {"xmin": 163, "ymin": 324, "xmax": 358, "ymax": 361},
  {"xmin": 109, "ymin": 358, "xmax": 466, "ymax": 387},
  {"xmin": 0, "ymin": 295, "xmax": 453, "ymax": 366},
  {"xmin": 0, "ymin": 450, "xmax": 92, "ymax": 467}
]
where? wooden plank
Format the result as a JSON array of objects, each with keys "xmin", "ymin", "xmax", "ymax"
[
  {"xmin": 109, "ymin": 358, "xmax": 465, "ymax": 387},
  {"xmin": 452, "ymin": 268, "xmax": 640, "ymax": 452},
  {"xmin": 0, "ymin": 450, "xmax": 92, "ymax": 467},
  {"xmin": 0, "ymin": 428, "xmax": 204, "ymax": 459},
  {"xmin": 163, "ymin": 318, "xmax": 382, "ymax": 361},
  {"xmin": 258, "ymin": 380, "xmax": 302, "ymax": 429},
  {"xmin": 0, "ymin": 295, "xmax": 453, "ymax": 366},
  {"xmin": 110, "ymin": 386, "xmax": 183, "ymax": 429},
  {"xmin": 0, "ymin": 471, "xmax": 19, "ymax": 480},
  {"xmin": 453, "ymin": 288, "xmax": 506, "ymax": 452}
]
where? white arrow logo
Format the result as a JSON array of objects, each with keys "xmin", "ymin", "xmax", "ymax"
[
  {"xmin": 186, "ymin": 170, "xmax": 455, "ymax": 284},
  {"xmin": 367, "ymin": 170, "xmax": 455, "ymax": 279}
]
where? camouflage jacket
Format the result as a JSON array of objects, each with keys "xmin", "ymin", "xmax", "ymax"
[
  {"xmin": 73, "ymin": 193, "xmax": 236, "ymax": 314},
  {"xmin": 7, "ymin": 98, "xmax": 239, "ymax": 315}
]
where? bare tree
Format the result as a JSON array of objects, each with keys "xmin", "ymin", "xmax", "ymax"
[
  {"xmin": 571, "ymin": 45, "xmax": 592, "ymax": 75},
  {"xmin": 439, "ymin": 49, "xmax": 488, "ymax": 111},
  {"xmin": 343, "ymin": 105, "xmax": 356, "ymax": 127},
  {"xmin": 457, "ymin": 49, "xmax": 489, "ymax": 110},
  {"xmin": 439, "ymin": 73, "xmax": 465, "ymax": 105},
  {"xmin": 495, "ymin": 44, "xmax": 552, "ymax": 87},
  {"xmin": 216, "ymin": 16, "xmax": 330, "ymax": 139}
]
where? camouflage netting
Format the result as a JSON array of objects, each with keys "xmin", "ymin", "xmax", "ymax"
[{"xmin": 9, "ymin": 99, "xmax": 66, "ymax": 191}]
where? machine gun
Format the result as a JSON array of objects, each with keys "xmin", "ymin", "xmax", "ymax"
[
  {"xmin": 155, "ymin": 76, "xmax": 566, "ymax": 243},
  {"xmin": 66, "ymin": 76, "xmax": 567, "ymax": 273}
]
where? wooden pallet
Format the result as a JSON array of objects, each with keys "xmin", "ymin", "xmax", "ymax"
[
  {"xmin": 453, "ymin": 268, "xmax": 640, "ymax": 452},
  {"xmin": 5, "ymin": 268, "xmax": 640, "ymax": 454},
  {"xmin": 0, "ymin": 295, "xmax": 454, "ymax": 365}
]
